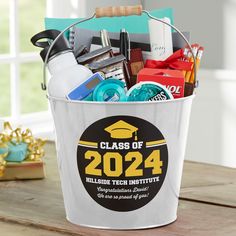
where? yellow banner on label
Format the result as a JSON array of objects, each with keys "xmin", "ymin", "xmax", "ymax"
[
  {"xmin": 146, "ymin": 139, "xmax": 166, "ymax": 148},
  {"xmin": 78, "ymin": 141, "xmax": 98, "ymax": 148}
]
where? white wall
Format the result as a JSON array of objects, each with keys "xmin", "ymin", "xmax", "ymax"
[
  {"xmin": 143, "ymin": 0, "xmax": 236, "ymax": 71},
  {"xmin": 47, "ymin": 0, "xmax": 86, "ymax": 17},
  {"xmin": 186, "ymin": 70, "xmax": 236, "ymax": 167},
  {"xmin": 47, "ymin": 0, "xmax": 141, "ymax": 18}
]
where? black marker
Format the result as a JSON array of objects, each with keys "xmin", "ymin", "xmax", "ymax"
[{"xmin": 119, "ymin": 29, "xmax": 130, "ymax": 61}]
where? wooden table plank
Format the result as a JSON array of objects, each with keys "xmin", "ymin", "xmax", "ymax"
[
  {"xmin": 0, "ymin": 142, "xmax": 235, "ymax": 236},
  {"xmin": 180, "ymin": 183, "xmax": 236, "ymax": 208},
  {"xmin": 0, "ymin": 221, "xmax": 70, "ymax": 236},
  {"xmin": 181, "ymin": 161, "xmax": 236, "ymax": 188},
  {"xmin": 0, "ymin": 199, "xmax": 235, "ymax": 236},
  {"xmin": 180, "ymin": 161, "xmax": 236, "ymax": 207}
]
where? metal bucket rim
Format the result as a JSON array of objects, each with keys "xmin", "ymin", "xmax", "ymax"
[{"xmin": 47, "ymin": 94, "xmax": 195, "ymax": 105}]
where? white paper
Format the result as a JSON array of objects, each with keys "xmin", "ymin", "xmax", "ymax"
[{"xmin": 148, "ymin": 17, "xmax": 173, "ymax": 60}]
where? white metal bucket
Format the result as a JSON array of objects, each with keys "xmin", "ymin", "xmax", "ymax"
[{"xmin": 48, "ymin": 95, "xmax": 194, "ymax": 229}]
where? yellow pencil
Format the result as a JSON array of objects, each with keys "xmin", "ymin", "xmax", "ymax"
[
  {"xmin": 189, "ymin": 46, "xmax": 204, "ymax": 83},
  {"xmin": 185, "ymin": 44, "xmax": 199, "ymax": 82}
]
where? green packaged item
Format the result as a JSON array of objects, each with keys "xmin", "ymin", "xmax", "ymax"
[{"xmin": 127, "ymin": 82, "xmax": 173, "ymax": 102}]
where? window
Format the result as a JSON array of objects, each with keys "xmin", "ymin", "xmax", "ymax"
[{"xmin": 0, "ymin": 0, "xmax": 48, "ymax": 121}]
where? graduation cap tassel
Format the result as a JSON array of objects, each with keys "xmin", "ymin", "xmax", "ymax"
[{"xmin": 134, "ymin": 131, "xmax": 138, "ymax": 141}]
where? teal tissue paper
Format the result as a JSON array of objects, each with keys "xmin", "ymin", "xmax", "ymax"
[
  {"xmin": 45, "ymin": 8, "xmax": 174, "ymax": 38},
  {"xmin": 5, "ymin": 142, "xmax": 28, "ymax": 162}
]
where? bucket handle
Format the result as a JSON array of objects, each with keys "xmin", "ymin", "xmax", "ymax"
[
  {"xmin": 42, "ymin": 5, "xmax": 197, "ymax": 91},
  {"xmin": 95, "ymin": 5, "xmax": 142, "ymax": 18}
]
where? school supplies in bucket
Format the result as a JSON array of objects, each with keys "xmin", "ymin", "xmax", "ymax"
[{"xmin": 32, "ymin": 4, "xmax": 202, "ymax": 230}]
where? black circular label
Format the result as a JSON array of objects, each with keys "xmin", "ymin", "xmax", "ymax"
[{"xmin": 77, "ymin": 116, "xmax": 168, "ymax": 211}]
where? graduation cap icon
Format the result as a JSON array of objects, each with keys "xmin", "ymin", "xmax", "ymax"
[{"xmin": 104, "ymin": 120, "xmax": 138, "ymax": 139}]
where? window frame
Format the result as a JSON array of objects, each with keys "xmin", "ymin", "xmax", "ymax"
[{"xmin": 0, "ymin": 0, "xmax": 53, "ymax": 137}]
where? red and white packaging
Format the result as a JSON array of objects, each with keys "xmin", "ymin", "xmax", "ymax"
[{"xmin": 137, "ymin": 68, "xmax": 185, "ymax": 99}]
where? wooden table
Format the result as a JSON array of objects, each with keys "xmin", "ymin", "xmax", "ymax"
[{"xmin": 0, "ymin": 142, "xmax": 235, "ymax": 236}]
